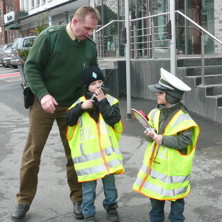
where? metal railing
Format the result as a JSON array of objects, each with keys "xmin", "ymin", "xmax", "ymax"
[
  {"xmin": 95, "ymin": 12, "xmax": 171, "ymax": 60},
  {"xmin": 96, "ymin": 20, "xmax": 125, "ymax": 59},
  {"xmin": 130, "ymin": 12, "xmax": 170, "ymax": 59},
  {"xmin": 176, "ymin": 10, "xmax": 222, "ymax": 86},
  {"xmin": 95, "ymin": 10, "xmax": 222, "ymax": 85}
]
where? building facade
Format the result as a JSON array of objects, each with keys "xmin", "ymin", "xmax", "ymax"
[
  {"xmin": 0, "ymin": 0, "xmax": 89, "ymax": 44},
  {"xmin": 0, "ymin": 0, "xmax": 221, "ymax": 55},
  {"xmin": 0, "ymin": 0, "xmax": 20, "ymax": 44},
  {"xmin": 18, "ymin": 0, "xmax": 89, "ymax": 36}
]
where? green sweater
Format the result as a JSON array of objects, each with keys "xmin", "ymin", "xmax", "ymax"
[{"xmin": 24, "ymin": 25, "xmax": 98, "ymax": 106}]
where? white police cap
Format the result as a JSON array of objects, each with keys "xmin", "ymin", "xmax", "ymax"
[{"xmin": 149, "ymin": 68, "xmax": 191, "ymax": 93}]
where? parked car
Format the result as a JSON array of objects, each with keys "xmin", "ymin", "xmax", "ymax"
[
  {"xmin": 1, "ymin": 43, "xmax": 13, "ymax": 67},
  {"xmin": 0, "ymin": 44, "xmax": 11, "ymax": 66},
  {"xmin": 10, "ymin": 36, "xmax": 37, "ymax": 68},
  {"xmin": 0, "ymin": 45, "xmax": 4, "ymax": 65}
]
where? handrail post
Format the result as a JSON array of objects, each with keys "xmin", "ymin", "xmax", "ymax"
[
  {"xmin": 201, "ymin": 31, "xmax": 205, "ymax": 86},
  {"xmin": 125, "ymin": 0, "xmax": 132, "ymax": 119},
  {"xmin": 151, "ymin": 19, "xmax": 154, "ymax": 59},
  {"xmin": 170, "ymin": 0, "xmax": 176, "ymax": 75}
]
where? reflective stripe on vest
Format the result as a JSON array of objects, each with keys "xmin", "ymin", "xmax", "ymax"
[
  {"xmin": 138, "ymin": 164, "xmax": 191, "ymax": 184},
  {"xmin": 67, "ymin": 95, "xmax": 124, "ymax": 182},
  {"xmin": 133, "ymin": 109, "xmax": 199, "ymax": 200},
  {"xmin": 76, "ymin": 158, "xmax": 123, "ymax": 176},
  {"xmin": 73, "ymin": 146, "xmax": 122, "ymax": 164},
  {"xmin": 134, "ymin": 176, "xmax": 188, "ymax": 198}
]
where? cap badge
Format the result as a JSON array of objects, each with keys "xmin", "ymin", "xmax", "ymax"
[{"xmin": 92, "ymin": 72, "xmax": 97, "ymax": 79}]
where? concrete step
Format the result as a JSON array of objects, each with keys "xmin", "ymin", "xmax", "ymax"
[
  {"xmin": 192, "ymin": 85, "xmax": 222, "ymax": 122},
  {"xmin": 177, "ymin": 57, "xmax": 222, "ymax": 67},
  {"xmin": 196, "ymin": 84, "xmax": 222, "ymax": 107},
  {"xmin": 188, "ymin": 74, "xmax": 222, "ymax": 86},
  {"xmin": 205, "ymin": 85, "xmax": 222, "ymax": 96},
  {"xmin": 186, "ymin": 65, "xmax": 222, "ymax": 76},
  {"xmin": 206, "ymin": 95, "xmax": 222, "ymax": 107},
  {"xmin": 217, "ymin": 96, "xmax": 222, "ymax": 107},
  {"xmin": 197, "ymin": 84, "xmax": 222, "ymax": 105}
]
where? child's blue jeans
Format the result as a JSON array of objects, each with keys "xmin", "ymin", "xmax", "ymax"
[
  {"xmin": 81, "ymin": 174, "xmax": 118, "ymax": 216},
  {"xmin": 149, "ymin": 198, "xmax": 185, "ymax": 222}
]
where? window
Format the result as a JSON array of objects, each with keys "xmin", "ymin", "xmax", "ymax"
[{"xmin": 23, "ymin": 39, "xmax": 35, "ymax": 47}]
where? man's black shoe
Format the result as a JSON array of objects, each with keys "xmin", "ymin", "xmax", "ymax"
[
  {"xmin": 11, "ymin": 204, "xmax": 30, "ymax": 221},
  {"xmin": 73, "ymin": 201, "xmax": 84, "ymax": 219}
]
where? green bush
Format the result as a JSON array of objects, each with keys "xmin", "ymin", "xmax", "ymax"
[{"xmin": 18, "ymin": 48, "xmax": 31, "ymax": 62}]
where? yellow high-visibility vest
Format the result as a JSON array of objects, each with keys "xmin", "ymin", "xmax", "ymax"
[
  {"xmin": 133, "ymin": 108, "xmax": 200, "ymax": 200},
  {"xmin": 66, "ymin": 95, "xmax": 124, "ymax": 182}
]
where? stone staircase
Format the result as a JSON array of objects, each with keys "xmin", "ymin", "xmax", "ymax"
[
  {"xmin": 98, "ymin": 56, "xmax": 222, "ymax": 123},
  {"xmin": 177, "ymin": 57, "xmax": 222, "ymax": 123}
]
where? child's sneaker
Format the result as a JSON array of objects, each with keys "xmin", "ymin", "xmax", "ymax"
[{"xmin": 106, "ymin": 204, "xmax": 120, "ymax": 222}]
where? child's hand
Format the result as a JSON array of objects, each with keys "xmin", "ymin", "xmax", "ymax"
[
  {"xmin": 144, "ymin": 128, "xmax": 157, "ymax": 139},
  {"xmin": 94, "ymin": 87, "xmax": 106, "ymax": 101},
  {"xmin": 144, "ymin": 129, "xmax": 162, "ymax": 144},
  {"xmin": 153, "ymin": 135, "xmax": 163, "ymax": 145},
  {"xmin": 81, "ymin": 100, "xmax": 94, "ymax": 110}
]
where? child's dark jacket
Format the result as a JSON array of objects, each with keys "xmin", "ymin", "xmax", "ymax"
[{"xmin": 65, "ymin": 92, "xmax": 121, "ymax": 127}]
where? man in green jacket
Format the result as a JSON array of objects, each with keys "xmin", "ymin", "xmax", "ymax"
[{"xmin": 11, "ymin": 6, "xmax": 101, "ymax": 222}]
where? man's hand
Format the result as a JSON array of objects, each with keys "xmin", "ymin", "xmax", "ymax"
[{"xmin": 41, "ymin": 94, "xmax": 58, "ymax": 113}]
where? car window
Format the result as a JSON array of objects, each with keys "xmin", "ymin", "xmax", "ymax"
[{"xmin": 23, "ymin": 38, "xmax": 35, "ymax": 47}]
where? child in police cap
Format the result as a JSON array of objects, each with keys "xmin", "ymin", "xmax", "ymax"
[
  {"xmin": 133, "ymin": 68, "xmax": 200, "ymax": 222},
  {"xmin": 65, "ymin": 66, "xmax": 124, "ymax": 222}
]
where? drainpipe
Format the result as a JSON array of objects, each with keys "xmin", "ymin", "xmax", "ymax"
[
  {"xmin": 170, "ymin": 0, "xmax": 176, "ymax": 75},
  {"xmin": 2, "ymin": 0, "xmax": 8, "ymax": 44},
  {"xmin": 125, "ymin": 0, "xmax": 132, "ymax": 119}
]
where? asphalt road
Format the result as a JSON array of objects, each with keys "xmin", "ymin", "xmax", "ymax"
[{"xmin": 0, "ymin": 65, "xmax": 222, "ymax": 222}]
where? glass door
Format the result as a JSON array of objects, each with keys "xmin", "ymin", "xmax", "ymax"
[
  {"xmin": 187, "ymin": 0, "xmax": 202, "ymax": 54},
  {"xmin": 201, "ymin": 0, "xmax": 215, "ymax": 54},
  {"xmin": 175, "ymin": 0, "xmax": 186, "ymax": 54},
  {"xmin": 176, "ymin": 0, "xmax": 215, "ymax": 55}
]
